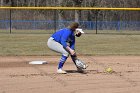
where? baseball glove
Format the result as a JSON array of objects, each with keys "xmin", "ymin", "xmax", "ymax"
[{"xmin": 75, "ymin": 59, "xmax": 88, "ymax": 69}]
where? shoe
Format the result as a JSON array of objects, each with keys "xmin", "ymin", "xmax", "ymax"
[{"xmin": 57, "ymin": 69, "xmax": 67, "ymax": 74}]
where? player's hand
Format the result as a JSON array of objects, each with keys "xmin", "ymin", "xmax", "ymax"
[
  {"xmin": 70, "ymin": 49, "xmax": 76, "ymax": 55},
  {"xmin": 66, "ymin": 46, "xmax": 75, "ymax": 55}
]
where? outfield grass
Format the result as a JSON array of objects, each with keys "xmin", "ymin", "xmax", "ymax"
[
  {"xmin": 0, "ymin": 33, "xmax": 140, "ymax": 56},
  {"xmin": 0, "ymin": 29, "xmax": 55, "ymax": 34},
  {"xmin": 76, "ymin": 34, "xmax": 140, "ymax": 55}
]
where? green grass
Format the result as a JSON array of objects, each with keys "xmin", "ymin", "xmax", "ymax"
[
  {"xmin": 0, "ymin": 33, "xmax": 140, "ymax": 56},
  {"xmin": 76, "ymin": 34, "xmax": 140, "ymax": 55},
  {"xmin": 0, "ymin": 29, "xmax": 55, "ymax": 34}
]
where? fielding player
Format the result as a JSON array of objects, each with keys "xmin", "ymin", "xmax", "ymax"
[{"xmin": 47, "ymin": 22, "xmax": 84, "ymax": 74}]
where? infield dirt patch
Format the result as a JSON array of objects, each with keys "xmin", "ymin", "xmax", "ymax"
[{"xmin": 0, "ymin": 56, "xmax": 140, "ymax": 93}]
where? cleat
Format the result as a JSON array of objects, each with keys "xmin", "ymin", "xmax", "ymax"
[{"xmin": 57, "ymin": 69, "xmax": 67, "ymax": 74}]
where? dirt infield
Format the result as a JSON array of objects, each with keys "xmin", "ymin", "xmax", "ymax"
[{"xmin": 0, "ymin": 56, "xmax": 140, "ymax": 93}]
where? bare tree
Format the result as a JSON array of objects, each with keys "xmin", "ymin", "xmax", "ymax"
[
  {"xmin": 72, "ymin": 0, "xmax": 83, "ymax": 22},
  {"xmin": 58, "ymin": 0, "xmax": 64, "ymax": 21},
  {"xmin": 0, "ymin": 0, "xmax": 140, "ymax": 22},
  {"xmin": 0, "ymin": 0, "xmax": 4, "ymax": 6}
]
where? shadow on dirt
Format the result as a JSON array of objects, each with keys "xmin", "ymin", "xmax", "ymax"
[{"xmin": 66, "ymin": 70, "xmax": 87, "ymax": 74}]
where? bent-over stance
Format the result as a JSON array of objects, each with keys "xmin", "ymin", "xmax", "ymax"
[{"xmin": 47, "ymin": 22, "xmax": 87, "ymax": 74}]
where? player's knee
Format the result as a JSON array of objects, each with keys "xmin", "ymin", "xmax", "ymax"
[{"xmin": 63, "ymin": 52, "xmax": 69, "ymax": 57}]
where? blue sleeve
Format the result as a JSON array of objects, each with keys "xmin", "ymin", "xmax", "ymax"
[
  {"xmin": 60, "ymin": 30, "xmax": 71, "ymax": 48},
  {"xmin": 70, "ymin": 37, "xmax": 75, "ymax": 50}
]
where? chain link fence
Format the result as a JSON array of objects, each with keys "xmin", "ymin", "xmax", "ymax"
[{"xmin": 0, "ymin": 9, "xmax": 140, "ymax": 34}]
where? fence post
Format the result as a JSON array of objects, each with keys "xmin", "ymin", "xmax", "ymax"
[
  {"xmin": 54, "ymin": 0, "xmax": 57, "ymax": 33},
  {"xmin": 117, "ymin": 21, "xmax": 120, "ymax": 31},
  {"xmin": 95, "ymin": 10, "xmax": 98, "ymax": 34},
  {"xmin": 10, "ymin": 9, "xmax": 12, "ymax": 34}
]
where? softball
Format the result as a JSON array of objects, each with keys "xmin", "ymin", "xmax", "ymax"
[{"xmin": 105, "ymin": 67, "xmax": 113, "ymax": 73}]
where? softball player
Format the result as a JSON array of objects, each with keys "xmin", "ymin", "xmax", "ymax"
[{"xmin": 47, "ymin": 22, "xmax": 84, "ymax": 74}]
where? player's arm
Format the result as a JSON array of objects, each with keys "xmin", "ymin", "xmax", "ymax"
[
  {"xmin": 69, "ymin": 36, "xmax": 76, "ymax": 55},
  {"xmin": 66, "ymin": 46, "xmax": 75, "ymax": 55},
  {"xmin": 60, "ymin": 30, "xmax": 75, "ymax": 55},
  {"xmin": 69, "ymin": 36, "xmax": 75, "ymax": 50}
]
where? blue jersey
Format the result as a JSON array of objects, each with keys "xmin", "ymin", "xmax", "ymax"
[{"xmin": 51, "ymin": 28, "xmax": 75, "ymax": 50}]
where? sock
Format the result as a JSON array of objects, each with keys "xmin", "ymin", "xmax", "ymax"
[{"xmin": 58, "ymin": 55, "xmax": 68, "ymax": 69}]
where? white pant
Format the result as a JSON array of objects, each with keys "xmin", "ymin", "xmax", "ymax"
[{"xmin": 47, "ymin": 37, "xmax": 69, "ymax": 57}]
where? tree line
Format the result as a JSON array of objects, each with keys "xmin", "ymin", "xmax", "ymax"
[{"xmin": 0, "ymin": 0, "xmax": 140, "ymax": 21}]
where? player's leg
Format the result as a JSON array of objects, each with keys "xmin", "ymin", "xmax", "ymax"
[
  {"xmin": 47, "ymin": 37, "xmax": 69, "ymax": 73},
  {"xmin": 57, "ymin": 55, "xmax": 68, "ymax": 74},
  {"xmin": 47, "ymin": 37, "xmax": 69, "ymax": 56}
]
